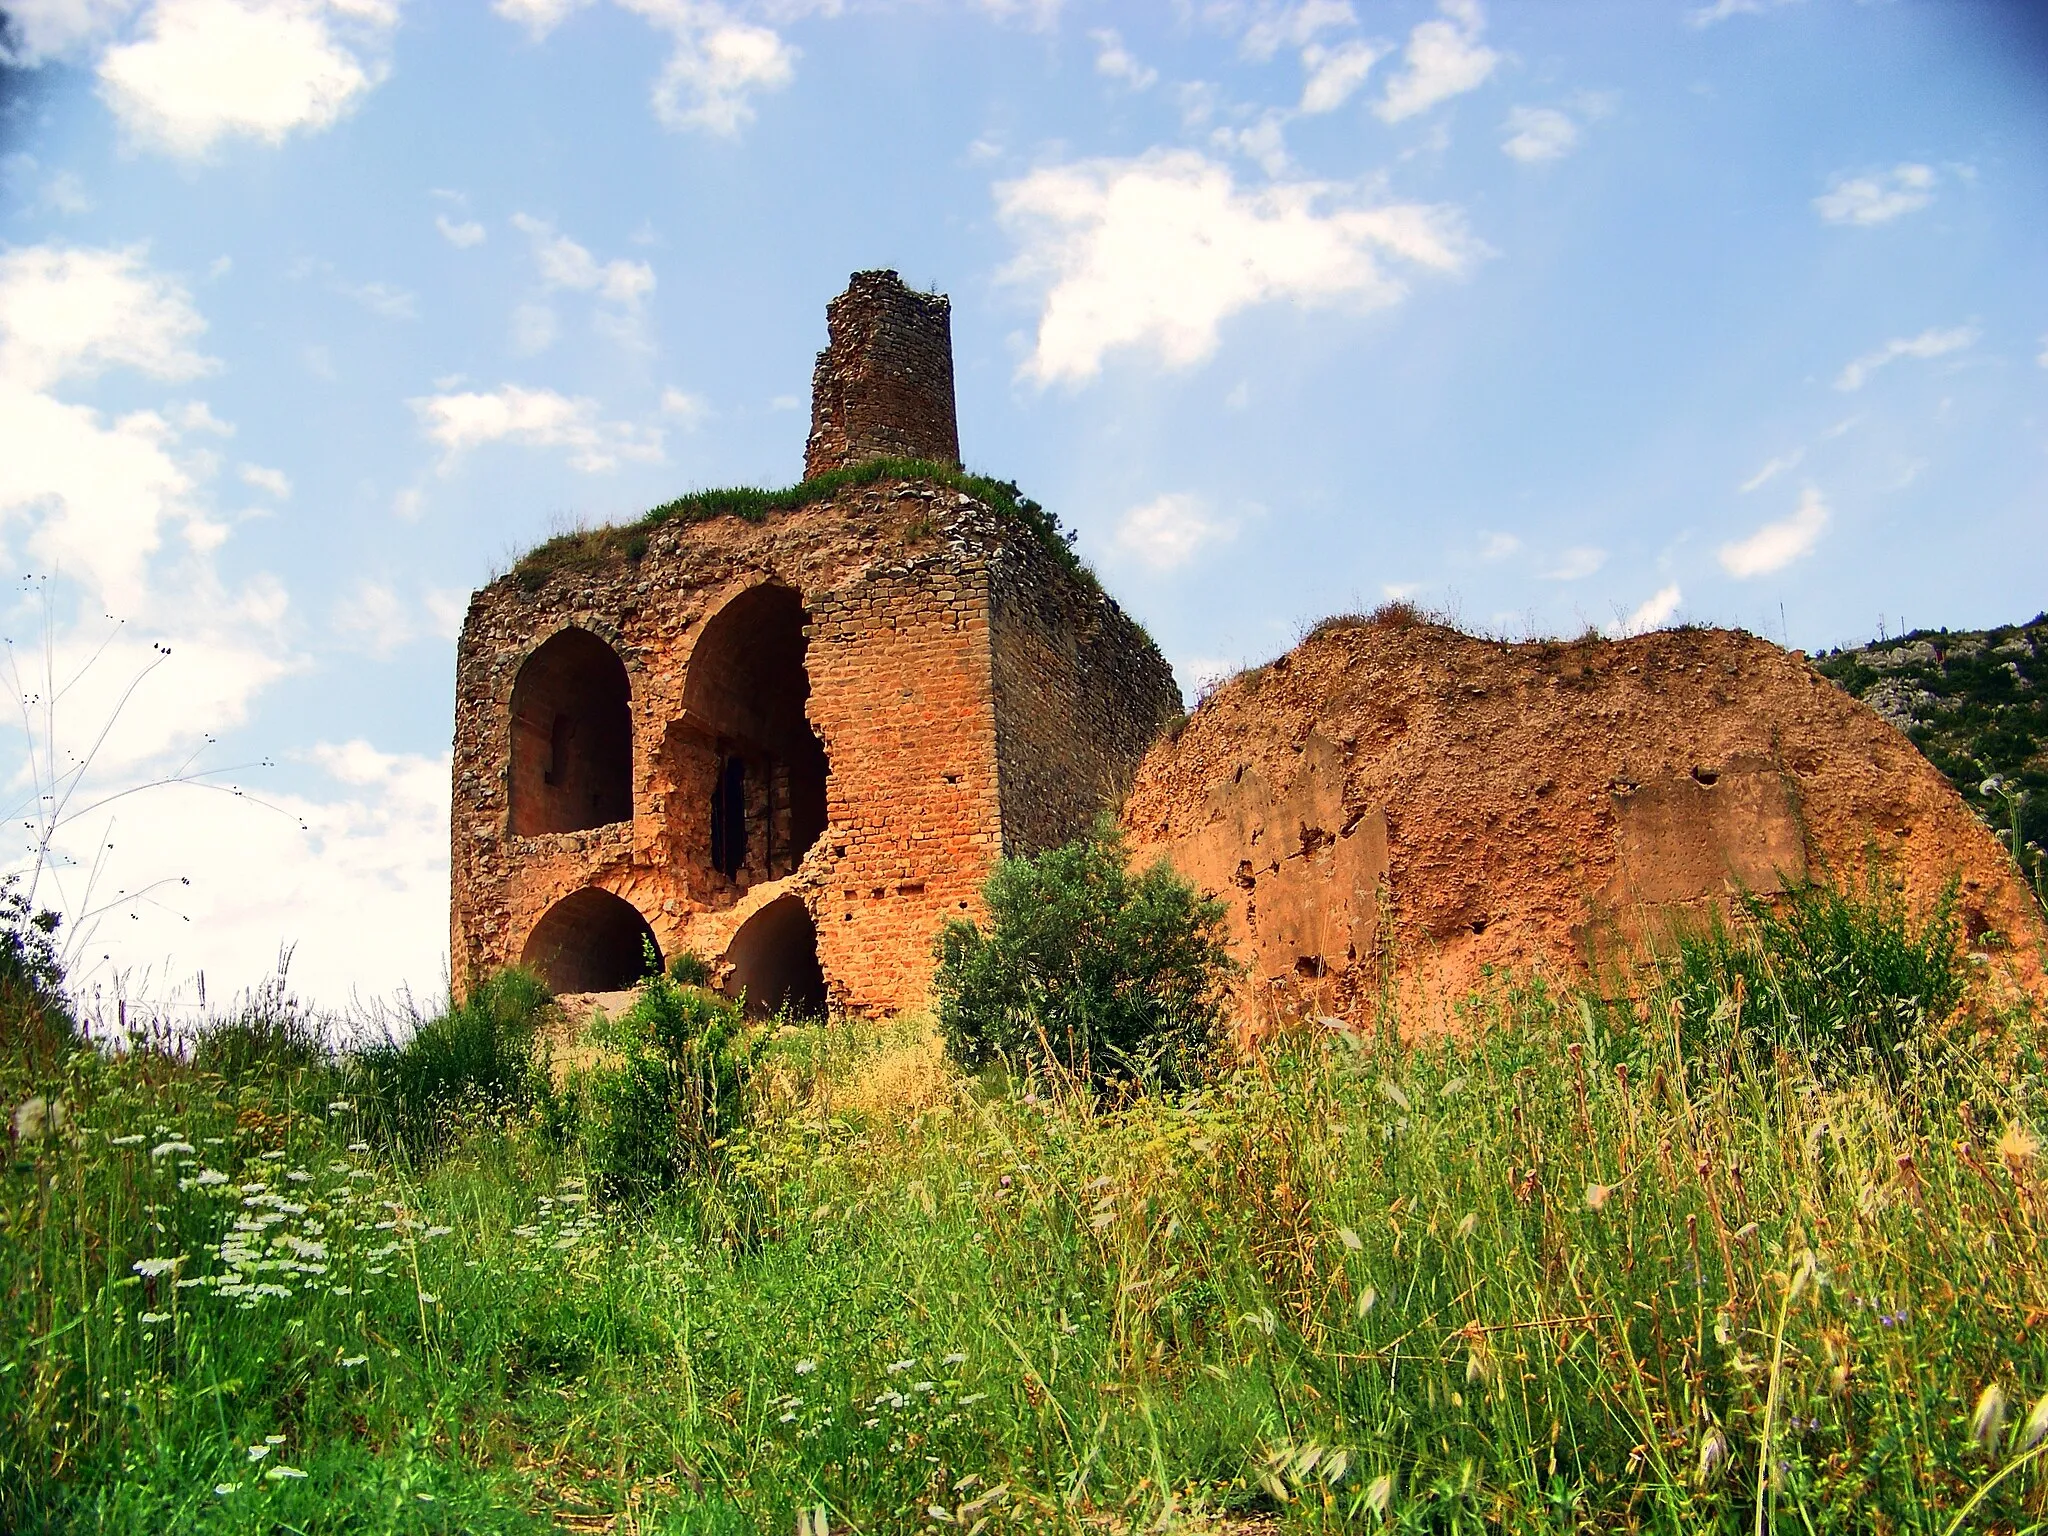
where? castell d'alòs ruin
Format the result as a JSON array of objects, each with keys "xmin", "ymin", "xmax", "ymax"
[{"xmin": 452, "ymin": 271, "xmax": 2047, "ymax": 1025}]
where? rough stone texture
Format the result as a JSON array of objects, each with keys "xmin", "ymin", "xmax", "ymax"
[
  {"xmin": 1121, "ymin": 617, "xmax": 2048, "ymax": 1032},
  {"xmin": 804, "ymin": 271, "xmax": 960, "ymax": 479},
  {"xmin": 451, "ymin": 485, "xmax": 1179, "ymax": 1015}
]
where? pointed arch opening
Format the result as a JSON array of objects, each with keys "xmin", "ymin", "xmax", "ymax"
[
  {"xmin": 666, "ymin": 584, "xmax": 829, "ymax": 896},
  {"xmin": 519, "ymin": 887, "xmax": 661, "ymax": 995},
  {"xmin": 509, "ymin": 627, "xmax": 633, "ymax": 836},
  {"xmin": 721, "ymin": 895, "xmax": 827, "ymax": 1019}
]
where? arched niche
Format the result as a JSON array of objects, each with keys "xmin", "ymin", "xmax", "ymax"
[
  {"xmin": 666, "ymin": 585, "xmax": 829, "ymax": 894},
  {"xmin": 509, "ymin": 627, "xmax": 633, "ymax": 836},
  {"xmin": 720, "ymin": 895, "xmax": 827, "ymax": 1019},
  {"xmin": 519, "ymin": 887, "xmax": 661, "ymax": 994}
]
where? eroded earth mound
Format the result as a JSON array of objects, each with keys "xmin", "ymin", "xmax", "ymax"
[{"xmin": 1121, "ymin": 615, "xmax": 2048, "ymax": 1031}]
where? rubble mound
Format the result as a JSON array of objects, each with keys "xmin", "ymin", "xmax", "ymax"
[{"xmin": 1121, "ymin": 615, "xmax": 2047, "ymax": 1030}]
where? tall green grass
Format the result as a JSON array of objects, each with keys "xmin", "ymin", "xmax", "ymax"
[{"xmin": 2, "ymin": 879, "xmax": 2044, "ymax": 1532}]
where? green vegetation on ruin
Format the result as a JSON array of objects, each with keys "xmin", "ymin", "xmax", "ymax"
[
  {"xmin": 1816, "ymin": 615, "xmax": 2047, "ymax": 902},
  {"xmin": 7, "ymin": 854, "xmax": 2048, "ymax": 1532},
  {"xmin": 511, "ymin": 457, "xmax": 1097, "ymax": 597}
]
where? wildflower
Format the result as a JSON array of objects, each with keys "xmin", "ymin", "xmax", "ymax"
[
  {"xmin": 265, "ymin": 1435, "xmax": 286, "ymax": 1445},
  {"xmin": 2000, "ymin": 1123, "xmax": 2040, "ymax": 1172},
  {"xmin": 110, "ymin": 1132, "xmax": 145, "ymax": 1147},
  {"xmin": 887, "ymin": 1358, "xmax": 916, "ymax": 1374},
  {"xmin": 248, "ymin": 1445, "xmax": 272, "ymax": 1462},
  {"xmin": 265, "ymin": 1465, "xmax": 307, "ymax": 1481},
  {"xmin": 183, "ymin": 1169, "xmax": 230, "ymax": 1188},
  {"xmin": 150, "ymin": 1140, "xmax": 195, "ymax": 1160},
  {"xmin": 327, "ymin": 1101, "xmax": 353, "ymax": 1113},
  {"xmin": 2021, "ymin": 1391, "xmax": 2048, "ymax": 1451},
  {"xmin": 423, "ymin": 1226, "xmax": 452, "ymax": 1239},
  {"xmin": 132, "ymin": 1257, "xmax": 180, "ymax": 1279},
  {"xmin": 1362, "ymin": 1472, "xmax": 1394, "ymax": 1517},
  {"xmin": 287, "ymin": 1171, "xmax": 312, "ymax": 1183},
  {"xmin": 418, "ymin": 1292, "xmax": 439, "ymax": 1305},
  {"xmin": 340, "ymin": 1355, "xmax": 368, "ymax": 1368},
  {"xmin": 213, "ymin": 1483, "xmax": 241, "ymax": 1496},
  {"xmin": 1584, "ymin": 1184, "xmax": 1612, "ymax": 1213},
  {"xmin": 138, "ymin": 1311, "xmax": 171, "ymax": 1325},
  {"xmin": 795, "ymin": 1359, "xmax": 818, "ymax": 1375},
  {"xmin": 1972, "ymin": 1384, "xmax": 2009, "ymax": 1450},
  {"xmin": 940, "ymin": 1351, "xmax": 966, "ymax": 1367},
  {"xmin": 347, "ymin": 1141, "xmax": 370, "ymax": 1153},
  {"xmin": 1698, "ymin": 1427, "xmax": 1730, "ymax": 1487},
  {"xmin": 11, "ymin": 1096, "xmax": 66, "ymax": 1142}
]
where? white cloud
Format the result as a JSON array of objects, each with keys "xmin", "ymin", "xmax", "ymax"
[
  {"xmin": 493, "ymin": 0, "xmax": 589, "ymax": 40},
  {"xmin": 660, "ymin": 387, "xmax": 709, "ymax": 426},
  {"xmin": 1114, "ymin": 492, "xmax": 1234, "ymax": 571},
  {"xmin": 512, "ymin": 213, "xmax": 655, "ymax": 307},
  {"xmin": 340, "ymin": 279, "xmax": 417, "ymax": 319},
  {"xmin": 1540, "ymin": 546, "xmax": 1605, "ymax": 581},
  {"xmin": 1091, "ymin": 28, "xmax": 1155, "ymax": 90},
  {"xmin": 435, "ymin": 213, "xmax": 486, "ymax": 248},
  {"xmin": 618, "ymin": 3, "xmax": 796, "ymax": 136},
  {"xmin": 1738, "ymin": 447, "xmax": 1801, "ymax": 494},
  {"xmin": 1719, "ymin": 486, "xmax": 1827, "ymax": 578},
  {"xmin": 1210, "ymin": 111, "xmax": 1293, "ymax": 177},
  {"xmin": 997, "ymin": 149, "xmax": 1480, "ymax": 385},
  {"xmin": 1375, "ymin": 0, "xmax": 1498, "ymax": 123},
  {"xmin": 1834, "ymin": 325, "xmax": 1977, "ymax": 392},
  {"xmin": 1299, "ymin": 39, "xmax": 1382, "ymax": 114},
  {"xmin": 510, "ymin": 304, "xmax": 559, "ymax": 355},
  {"xmin": 96, "ymin": 0, "xmax": 399, "ymax": 159},
  {"xmin": 330, "ymin": 577, "xmax": 459, "ymax": 658},
  {"xmin": 0, "ymin": 244, "xmax": 214, "ymax": 391},
  {"xmin": 1239, "ymin": 0, "xmax": 1356, "ymax": 61},
  {"xmin": 1500, "ymin": 105, "xmax": 1577, "ymax": 163},
  {"xmin": 1687, "ymin": 0, "xmax": 1802, "ymax": 27},
  {"xmin": 423, "ymin": 587, "xmax": 468, "ymax": 639},
  {"xmin": 2039, "ymin": 334, "xmax": 2048, "ymax": 369},
  {"xmin": 1814, "ymin": 163, "xmax": 1936, "ymax": 226},
  {"xmin": 239, "ymin": 463, "xmax": 291, "ymax": 497},
  {"xmin": 411, "ymin": 384, "xmax": 664, "ymax": 474},
  {"xmin": 1607, "ymin": 583, "xmax": 1681, "ymax": 637},
  {"xmin": 1477, "ymin": 531, "xmax": 1519, "ymax": 561}
]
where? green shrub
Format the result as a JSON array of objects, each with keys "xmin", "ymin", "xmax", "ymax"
[
  {"xmin": 933, "ymin": 819, "xmax": 1238, "ymax": 1092},
  {"xmin": 667, "ymin": 950, "xmax": 712, "ymax": 986},
  {"xmin": 1662, "ymin": 865, "xmax": 1966, "ymax": 1082},
  {"xmin": 0, "ymin": 879, "xmax": 73, "ymax": 1066},
  {"xmin": 578, "ymin": 970, "xmax": 760, "ymax": 1200},
  {"xmin": 352, "ymin": 968, "xmax": 553, "ymax": 1152},
  {"xmin": 189, "ymin": 973, "xmax": 330, "ymax": 1082}
]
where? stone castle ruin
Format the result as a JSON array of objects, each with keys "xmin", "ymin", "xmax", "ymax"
[
  {"xmin": 453, "ymin": 271, "xmax": 2045, "ymax": 1025},
  {"xmin": 451, "ymin": 271, "xmax": 1179, "ymax": 1015}
]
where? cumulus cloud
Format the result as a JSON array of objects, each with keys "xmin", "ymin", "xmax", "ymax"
[
  {"xmin": 613, "ymin": 1, "xmax": 796, "ymax": 136},
  {"xmin": 1477, "ymin": 531, "xmax": 1519, "ymax": 561},
  {"xmin": 239, "ymin": 463, "xmax": 291, "ymax": 497},
  {"xmin": 997, "ymin": 149, "xmax": 1481, "ymax": 385},
  {"xmin": 1815, "ymin": 163, "xmax": 1936, "ymax": 226},
  {"xmin": 1114, "ymin": 493, "xmax": 1234, "ymax": 571},
  {"xmin": 1091, "ymin": 28, "xmax": 1155, "ymax": 90},
  {"xmin": 493, "ymin": 0, "xmax": 590, "ymax": 40},
  {"xmin": 1719, "ymin": 486, "xmax": 1827, "ymax": 578},
  {"xmin": 1376, "ymin": 0, "xmax": 1498, "ymax": 123},
  {"xmin": 1238, "ymin": 0, "xmax": 1356, "ymax": 61},
  {"xmin": 1834, "ymin": 325, "xmax": 1977, "ymax": 392},
  {"xmin": 329, "ymin": 577, "xmax": 456, "ymax": 658},
  {"xmin": 93, "ymin": 0, "xmax": 400, "ymax": 158},
  {"xmin": 1500, "ymin": 105, "xmax": 1577, "ymax": 163},
  {"xmin": 512, "ymin": 214, "xmax": 655, "ymax": 306},
  {"xmin": 1299, "ymin": 39, "xmax": 1382, "ymax": 114},
  {"xmin": 411, "ymin": 384, "xmax": 664, "ymax": 473},
  {"xmin": 660, "ymin": 387, "xmax": 710, "ymax": 426},
  {"xmin": 435, "ymin": 213, "xmax": 486, "ymax": 248},
  {"xmin": 1608, "ymin": 583, "xmax": 1681, "ymax": 637},
  {"xmin": 1540, "ymin": 546, "xmax": 1605, "ymax": 581}
]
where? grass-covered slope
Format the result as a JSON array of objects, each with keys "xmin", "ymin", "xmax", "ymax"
[
  {"xmin": 1814, "ymin": 615, "xmax": 2046, "ymax": 900},
  {"xmin": 5, "ymin": 886, "xmax": 2048, "ymax": 1533},
  {"xmin": 511, "ymin": 457, "xmax": 1090, "ymax": 593}
]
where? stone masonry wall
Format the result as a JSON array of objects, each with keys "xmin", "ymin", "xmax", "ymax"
[
  {"xmin": 804, "ymin": 271, "xmax": 960, "ymax": 479},
  {"xmin": 989, "ymin": 536, "xmax": 1183, "ymax": 858}
]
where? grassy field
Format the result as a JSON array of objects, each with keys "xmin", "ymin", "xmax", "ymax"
[{"xmin": 5, "ymin": 911, "xmax": 2048, "ymax": 1532}]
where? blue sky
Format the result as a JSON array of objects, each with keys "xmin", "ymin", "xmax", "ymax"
[{"xmin": 0, "ymin": 0, "xmax": 2043, "ymax": 1005}]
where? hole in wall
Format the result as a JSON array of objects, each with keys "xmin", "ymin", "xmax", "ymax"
[
  {"xmin": 520, "ymin": 888, "xmax": 660, "ymax": 994},
  {"xmin": 721, "ymin": 895, "xmax": 827, "ymax": 1019},
  {"xmin": 509, "ymin": 628, "xmax": 633, "ymax": 836},
  {"xmin": 669, "ymin": 585, "xmax": 829, "ymax": 897}
]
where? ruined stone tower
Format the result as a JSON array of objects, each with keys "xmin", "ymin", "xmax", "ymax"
[{"xmin": 450, "ymin": 271, "xmax": 1180, "ymax": 1015}]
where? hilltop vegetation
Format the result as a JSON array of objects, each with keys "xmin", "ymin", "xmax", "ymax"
[
  {"xmin": 1815, "ymin": 615, "xmax": 2047, "ymax": 901},
  {"xmin": 5, "ymin": 842, "xmax": 2047, "ymax": 1533}
]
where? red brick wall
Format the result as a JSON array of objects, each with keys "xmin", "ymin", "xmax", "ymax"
[{"xmin": 804, "ymin": 271, "xmax": 960, "ymax": 479}]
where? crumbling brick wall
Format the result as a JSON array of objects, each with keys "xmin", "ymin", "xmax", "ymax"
[
  {"xmin": 804, "ymin": 271, "xmax": 960, "ymax": 479},
  {"xmin": 989, "ymin": 534, "xmax": 1183, "ymax": 858}
]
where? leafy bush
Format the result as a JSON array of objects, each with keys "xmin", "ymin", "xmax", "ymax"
[
  {"xmin": 577, "ymin": 970, "xmax": 759, "ymax": 1200},
  {"xmin": 352, "ymin": 968, "xmax": 553, "ymax": 1152},
  {"xmin": 0, "ymin": 879, "xmax": 73, "ymax": 1065},
  {"xmin": 667, "ymin": 950, "xmax": 712, "ymax": 986},
  {"xmin": 933, "ymin": 819, "xmax": 1238, "ymax": 1092},
  {"xmin": 189, "ymin": 972, "xmax": 330, "ymax": 1082},
  {"xmin": 1662, "ymin": 865, "xmax": 1966, "ymax": 1082}
]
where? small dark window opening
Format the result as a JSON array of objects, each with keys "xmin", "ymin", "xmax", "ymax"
[
  {"xmin": 711, "ymin": 755, "xmax": 748, "ymax": 879},
  {"xmin": 508, "ymin": 627, "xmax": 632, "ymax": 836},
  {"xmin": 519, "ymin": 887, "xmax": 661, "ymax": 994}
]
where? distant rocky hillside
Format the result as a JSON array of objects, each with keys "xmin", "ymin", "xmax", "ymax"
[{"xmin": 1813, "ymin": 615, "xmax": 2045, "ymax": 900}]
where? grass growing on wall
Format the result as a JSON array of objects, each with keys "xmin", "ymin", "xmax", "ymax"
[
  {"xmin": 511, "ymin": 459, "xmax": 1094, "ymax": 597},
  {"xmin": 4, "ymin": 909, "xmax": 2047, "ymax": 1531}
]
